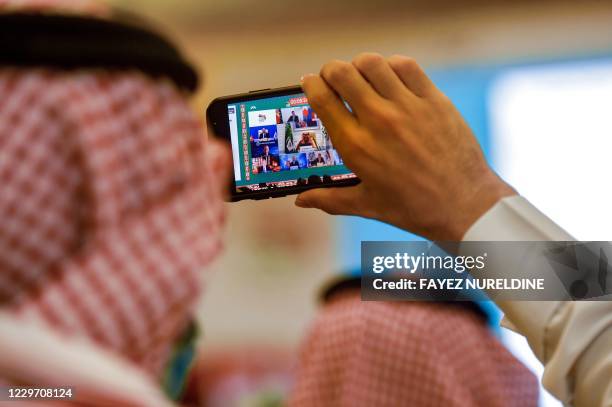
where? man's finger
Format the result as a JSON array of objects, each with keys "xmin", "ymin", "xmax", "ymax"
[
  {"xmin": 295, "ymin": 185, "xmax": 364, "ymax": 216},
  {"xmin": 301, "ymin": 74, "xmax": 360, "ymax": 148},
  {"xmin": 319, "ymin": 59, "xmax": 386, "ymax": 118},
  {"xmin": 352, "ymin": 52, "xmax": 412, "ymax": 102},
  {"xmin": 387, "ymin": 55, "xmax": 436, "ymax": 97}
]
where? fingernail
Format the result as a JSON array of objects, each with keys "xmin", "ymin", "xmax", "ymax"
[
  {"xmin": 295, "ymin": 198, "xmax": 311, "ymax": 208},
  {"xmin": 300, "ymin": 73, "xmax": 314, "ymax": 84}
]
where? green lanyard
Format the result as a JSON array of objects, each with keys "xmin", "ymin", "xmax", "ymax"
[{"xmin": 162, "ymin": 321, "xmax": 199, "ymax": 401}]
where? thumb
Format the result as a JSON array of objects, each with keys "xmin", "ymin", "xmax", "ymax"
[{"xmin": 295, "ymin": 185, "xmax": 364, "ymax": 216}]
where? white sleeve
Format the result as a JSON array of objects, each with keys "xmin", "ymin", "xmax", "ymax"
[{"xmin": 462, "ymin": 196, "xmax": 612, "ymax": 407}]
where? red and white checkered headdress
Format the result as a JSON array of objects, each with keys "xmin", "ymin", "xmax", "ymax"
[{"xmin": 0, "ymin": 0, "xmax": 226, "ymax": 377}]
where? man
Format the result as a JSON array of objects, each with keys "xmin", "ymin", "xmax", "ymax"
[
  {"xmin": 296, "ymin": 133, "xmax": 317, "ymax": 151},
  {"xmin": 0, "ymin": 0, "xmax": 228, "ymax": 403},
  {"xmin": 295, "ymin": 53, "xmax": 612, "ymax": 406},
  {"xmin": 258, "ymin": 127, "xmax": 270, "ymax": 139},
  {"xmin": 287, "ymin": 110, "xmax": 300, "ymax": 125},
  {"xmin": 289, "ymin": 155, "xmax": 300, "ymax": 168},
  {"xmin": 262, "ymin": 145, "xmax": 273, "ymax": 169},
  {"xmin": 290, "ymin": 277, "xmax": 538, "ymax": 407},
  {"xmin": 313, "ymin": 152, "xmax": 325, "ymax": 166}
]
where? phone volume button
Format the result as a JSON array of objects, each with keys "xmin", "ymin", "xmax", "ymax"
[{"xmin": 248, "ymin": 88, "xmax": 271, "ymax": 93}]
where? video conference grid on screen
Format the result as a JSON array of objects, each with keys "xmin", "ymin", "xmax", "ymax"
[{"xmin": 227, "ymin": 93, "xmax": 355, "ymax": 192}]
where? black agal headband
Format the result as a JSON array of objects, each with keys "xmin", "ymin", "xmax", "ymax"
[{"xmin": 0, "ymin": 11, "xmax": 199, "ymax": 93}]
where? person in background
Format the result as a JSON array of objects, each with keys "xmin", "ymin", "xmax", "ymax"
[
  {"xmin": 324, "ymin": 149, "xmax": 335, "ymax": 165},
  {"xmin": 259, "ymin": 127, "xmax": 270, "ymax": 139},
  {"xmin": 289, "ymin": 155, "xmax": 300, "ymax": 168},
  {"xmin": 287, "ymin": 109, "xmax": 300, "ymax": 125},
  {"xmin": 296, "ymin": 132, "xmax": 317, "ymax": 150},
  {"xmin": 262, "ymin": 144, "xmax": 274, "ymax": 170},
  {"xmin": 313, "ymin": 152, "xmax": 325, "ymax": 166},
  {"xmin": 276, "ymin": 108, "xmax": 283, "ymax": 124},
  {"xmin": 289, "ymin": 276, "xmax": 538, "ymax": 407},
  {"xmin": 296, "ymin": 53, "xmax": 612, "ymax": 407},
  {"xmin": 0, "ymin": 0, "xmax": 228, "ymax": 404}
]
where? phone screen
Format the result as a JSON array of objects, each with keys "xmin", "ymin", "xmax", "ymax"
[{"xmin": 225, "ymin": 92, "xmax": 356, "ymax": 195}]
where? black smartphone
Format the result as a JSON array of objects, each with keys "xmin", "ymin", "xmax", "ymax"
[{"xmin": 206, "ymin": 85, "xmax": 359, "ymax": 201}]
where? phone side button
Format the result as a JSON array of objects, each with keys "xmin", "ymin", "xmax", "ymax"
[{"xmin": 248, "ymin": 88, "xmax": 271, "ymax": 93}]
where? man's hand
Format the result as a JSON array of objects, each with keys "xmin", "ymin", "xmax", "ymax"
[{"xmin": 296, "ymin": 53, "xmax": 516, "ymax": 241}]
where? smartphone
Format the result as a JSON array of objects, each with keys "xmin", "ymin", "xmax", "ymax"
[{"xmin": 207, "ymin": 85, "xmax": 359, "ymax": 201}]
